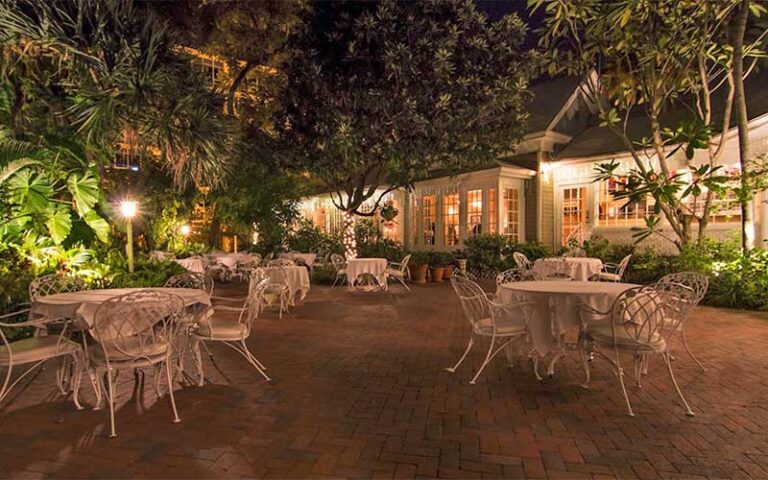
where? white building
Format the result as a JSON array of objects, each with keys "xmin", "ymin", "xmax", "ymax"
[{"xmin": 300, "ymin": 74, "xmax": 768, "ymax": 253}]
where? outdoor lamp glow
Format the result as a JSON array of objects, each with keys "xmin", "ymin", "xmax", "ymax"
[
  {"xmin": 119, "ymin": 200, "xmax": 138, "ymax": 273},
  {"xmin": 119, "ymin": 200, "xmax": 137, "ymax": 218},
  {"xmin": 180, "ymin": 224, "xmax": 191, "ymax": 236}
]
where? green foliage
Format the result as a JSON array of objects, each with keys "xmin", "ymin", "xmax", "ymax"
[
  {"xmin": 355, "ymin": 219, "xmax": 404, "ymax": 262},
  {"xmin": 286, "ymin": 218, "xmax": 342, "ymax": 255},
  {"xmin": 281, "ymin": 0, "xmax": 535, "ymax": 214},
  {"xmin": 310, "ymin": 265, "xmax": 338, "ymax": 286},
  {"xmin": 460, "ymin": 234, "xmax": 549, "ymax": 273}
]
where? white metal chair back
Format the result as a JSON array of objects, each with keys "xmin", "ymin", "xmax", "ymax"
[
  {"xmin": 513, "ymin": 252, "xmax": 533, "ymax": 271},
  {"xmin": 262, "ymin": 252, "xmax": 275, "ymax": 265},
  {"xmin": 615, "ymin": 254, "xmax": 632, "ymax": 279},
  {"xmin": 92, "ymin": 290, "xmax": 184, "ymax": 363},
  {"xmin": 450, "ymin": 275, "xmax": 494, "ymax": 333},
  {"xmin": 657, "ymin": 271, "xmax": 708, "ymax": 304},
  {"xmin": 164, "ymin": 272, "xmax": 204, "ymax": 290},
  {"xmin": 398, "ymin": 254, "xmax": 411, "ymax": 273},
  {"xmin": 268, "ymin": 257, "xmax": 295, "ymax": 267},
  {"xmin": 610, "ymin": 286, "xmax": 670, "ymax": 346},
  {"xmin": 237, "ymin": 277, "xmax": 270, "ymax": 328},
  {"xmin": 330, "ymin": 253, "xmax": 346, "ymax": 271},
  {"xmin": 495, "ymin": 268, "xmax": 526, "ymax": 287},
  {"xmin": 29, "ymin": 274, "xmax": 85, "ymax": 301}
]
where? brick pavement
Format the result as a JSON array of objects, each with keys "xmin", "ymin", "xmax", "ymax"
[{"xmin": 0, "ymin": 282, "xmax": 767, "ymax": 479}]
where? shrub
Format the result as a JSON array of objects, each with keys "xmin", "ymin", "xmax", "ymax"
[
  {"xmin": 460, "ymin": 234, "xmax": 549, "ymax": 273},
  {"xmin": 287, "ymin": 218, "xmax": 342, "ymax": 255},
  {"xmin": 355, "ymin": 219, "xmax": 405, "ymax": 261}
]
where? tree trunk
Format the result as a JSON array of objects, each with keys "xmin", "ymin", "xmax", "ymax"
[
  {"xmin": 342, "ymin": 211, "xmax": 357, "ymax": 259},
  {"xmin": 731, "ymin": 0, "xmax": 753, "ymax": 250}
]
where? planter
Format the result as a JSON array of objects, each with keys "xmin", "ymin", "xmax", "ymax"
[
  {"xmin": 409, "ymin": 264, "xmax": 429, "ymax": 284},
  {"xmin": 430, "ymin": 266, "xmax": 446, "ymax": 282},
  {"xmin": 443, "ymin": 264, "xmax": 455, "ymax": 280}
]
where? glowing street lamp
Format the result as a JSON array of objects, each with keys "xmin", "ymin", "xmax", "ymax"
[
  {"xmin": 120, "ymin": 200, "xmax": 138, "ymax": 273},
  {"xmin": 180, "ymin": 224, "xmax": 191, "ymax": 236}
]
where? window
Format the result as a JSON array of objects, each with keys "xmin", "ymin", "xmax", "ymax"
[
  {"xmin": 422, "ymin": 195, "xmax": 436, "ymax": 245},
  {"xmin": 707, "ymin": 191, "xmax": 742, "ymax": 224},
  {"xmin": 317, "ymin": 208, "xmax": 327, "ymax": 233},
  {"xmin": 411, "ymin": 195, "xmax": 419, "ymax": 246},
  {"xmin": 489, "ymin": 188, "xmax": 497, "ymax": 234},
  {"xmin": 502, "ymin": 188, "xmax": 520, "ymax": 242},
  {"xmin": 466, "ymin": 189, "xmax": 483, "ymax": 237},
  {"xmin": 443, "ymin": 192, "xmax": 460, "ymax": 246},
  {"xmin": 562, "ymin": 187, "xmax": 587, "ymax": 245},
  {"xmin": 599, "ymin": 178, "xmax": 653, "ymax": 226}
]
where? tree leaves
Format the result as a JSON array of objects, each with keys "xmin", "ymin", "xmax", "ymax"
[
  {"xmin": 84, "ymin": 209, "xmax": 110, "ymax": 243},
  {"xmin": 7, "ymin": 170, "xmax": 52, "ymax": 213},
  {"xmin": 45, "ymin": 208, "xmax": 72, "ymax": 245},
  {"xmin": 67, "ymin": 172, "xmax": 100, "ymax": 216}
]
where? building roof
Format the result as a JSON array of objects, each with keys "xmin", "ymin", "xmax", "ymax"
[
  {"xmin": 557, "ymin": 69, "xmax": 768, "ymax": 159},
  {"xmin": 527, "ymin": 76, "xmax": 582, "ymax": 133}
]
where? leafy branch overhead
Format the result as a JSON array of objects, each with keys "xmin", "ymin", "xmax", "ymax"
[{"xmin": 280, "ymin": 0, "xmax": 536, "ymax": 215}]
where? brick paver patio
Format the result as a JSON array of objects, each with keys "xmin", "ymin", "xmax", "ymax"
[{"xmin": 1, "ymin": 282, "xmax": 767, "ymax": 479}]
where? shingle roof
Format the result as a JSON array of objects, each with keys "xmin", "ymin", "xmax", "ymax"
[
  {"xmin": 557, "ymin": 69, "xmax": 768, "ymax": 159},
  {"xmin": 527, "ymin": 76, "xmax": 582, "ymax": 133}
]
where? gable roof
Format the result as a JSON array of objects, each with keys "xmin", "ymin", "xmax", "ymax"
[
  {"xmin": 527, "ymin": 76, "xmax": 582, "ymax": 133},
  {"xmin": 556, "ymin": 68, "xmax": 768, "ymax": 159}
]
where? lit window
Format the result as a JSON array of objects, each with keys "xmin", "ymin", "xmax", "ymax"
[
  {"xmin": 489, "ymin": 188, "xmax": 497, "ymax": 234},
  {"xmin": 562, "ymin": 187, "xmax": 587, "ymax": 245},
  {"xmin": 423, "ymin": 195, "xmax": 436, "ymax": 245},
  {"xmin": 502, "ymin": 188, "xmax": 520, "ymax": 242},
  {"xmin": 466, "ymin": 189, "xmax": 483, "ymax": 237},
  {"xmin": 443, "ymin": 192, "xmax": 460, "ymax": 246},
  {"xmin": 411, "ymin": 195, "xmax": 419, "ymax": 246},
  {"xmin": 598, "ymin": 178, "xmax": 653, "ymax": 226}
]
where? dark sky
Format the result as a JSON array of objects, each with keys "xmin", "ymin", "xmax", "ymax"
[{"xmin": 474, "ymin": 0, "xmax": 545, "ymax": 46}]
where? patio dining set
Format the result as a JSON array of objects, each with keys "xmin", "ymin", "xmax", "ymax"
[
  {"xmin": 446, "ymin": 250, "xmax": 708, "ymax": 418},
  {"xmin": 0, "ymin": 253, "xmax": 318, "ymax": 438}
]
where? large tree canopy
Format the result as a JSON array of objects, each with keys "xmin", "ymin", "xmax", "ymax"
[{"xmin": 280, "ymin": 0, "xmax": 536, "ymax": 216}]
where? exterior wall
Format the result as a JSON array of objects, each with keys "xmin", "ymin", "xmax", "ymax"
[{"xmin": 549, "ymin": 114, "xmax": 768, "ymax": 252}]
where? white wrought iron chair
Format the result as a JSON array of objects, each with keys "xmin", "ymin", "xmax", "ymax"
[
  {"xmin": 164, "ymin": 272, "xmax": 213, "ymax": 295},
  {"xmin": 385, "ymin": 254, "xmax": 411, "ymax": 290},
  {"xmin": 29, "ymin": 274, "xmax": 86, "ymax": 302},
  {"xmin": 593, "ymin": 254, "xmax": 632, "ymax": 282},
  {"xmin": 495, "ymin": 268, "xmax": 527, "ymax": 287},
  {"xmin": 0, "ymin": 309, "xmax": 84, "ymax": 409},
  {"xmin": 250, "ymin": 267, "xmax": 290, "ymax": 318},
  {"xmin": 446, "ymin": 275, "xmax": 533, "ymax": 384},
  {"xmin": 90, "ymin": 290, "xmax": 185, "ymax": 437},
  {"xmin": 578, "ymin": 285, "xmax": 695, "ymax": 417},
  {"xmin": 330, "ymin": 253, "xmax": 347, "ymax": 288},
  {"xmin": 512, "ymin": 252, "xmax": 538, "ymax": 280},
  {"xmin": 193, "ymin": 277, "xmax": 271, "ymax": 384},
  {"xmin": 268, "ymin": 257, "xmax": 296, "ymax": 267},
  {"xmin": 656, "ymin": 272, "xmax": 709, "ymax": 370}
]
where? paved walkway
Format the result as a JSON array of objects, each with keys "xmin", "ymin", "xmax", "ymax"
[{"xmin": 1, "ymin": 282, "xmax": 767, "ymax": 479}]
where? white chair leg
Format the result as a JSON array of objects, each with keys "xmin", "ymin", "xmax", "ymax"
[
  {"xmin": 71, "ymin": 353, "xmax": 84, "ymax": 410},
  {"xmin": 613, "ymin": 356, "xmax": 634, "ymax": 417},
  {"xmin": 577, "ymin": 333, "xmax": 591, "ymax": 388},
  {"xmin": 662, "ymin": 352, "xmax": 695, "ymax": 416},
  {"xmin": 446, "ymin": 336, "xmax": 474, "ymax": 373},
  {"xmin": 470, "ymin": 336, "xmax": 497, "ymax": 385},
  {"xmin": 164, "ymin": 360, "xmax": 181, "ymax": 424},
  {"xmin": 153, "ymin": 364, "xmax": 163, "ymax": 398},
  {"xmin": 106, "ymin": 368, "xmax": 118, "ymax": 438},
  {"xmin": 680, "ymin": 329, "xmax": 706, "ymax": 371},
  {"xmin": 193, "ymin": 339, "xmax": 205, "ymax": 387},
  {"xmin": 237, "ymin": 340, "xmax": 271, "ymax": 381}
]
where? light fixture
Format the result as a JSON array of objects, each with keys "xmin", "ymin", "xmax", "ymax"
[
  {"xmin": 119, "ymin": 200, "xmax": 137, "ymax": 218},
  {"xmin": 180, "ymin": 224, "xmax": 191, "ymax": 236},
  {"xmin": 119, "ymin": 199, "xmax": 138, "ymax": 272}
]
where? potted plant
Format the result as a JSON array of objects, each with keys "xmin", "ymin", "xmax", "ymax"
[
  {"xmin": 379, "ymin": 202, "xmax": 399, "ymax": 223},
  {"xmin": 408, "ymin": 251, "xmax": 430, "ymax": 284},
  {"xmin": 441, "ymin": 252, "xmax": 457, "ymax": 280},
  {"xmin": 428, "ymin": 251, "xmax": 446, "ymax": 282}
]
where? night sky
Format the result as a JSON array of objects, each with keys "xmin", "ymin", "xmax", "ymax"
[{"xmin": 474, "ymin": 0, "xmax": 545, "ymax": 46}]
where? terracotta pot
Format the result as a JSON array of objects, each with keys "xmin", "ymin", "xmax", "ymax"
[
  {"xmin": 430, "ymin": 266, "xmax": 446, "ymax": 282},
  {"xmin": 443, "ymin": 264, "xmax": 455, "ymax": 280},
  {"xmin": 409, "ymin": 264, "xmax": 429, "ymax": 284}
]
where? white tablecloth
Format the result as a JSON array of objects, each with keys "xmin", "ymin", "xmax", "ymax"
[
  {"xmin": 495, "ymin": 281, "xmax": 638, "ymax": 354},
  {"xmin": 174, "ymin": 257, "xmax": 206, "ymax": 274},
  {"xmin": 288, "ymin": 252, "xmax": 317, "ymax": 267},
  {"xmin": 30, "ymin": 287, "xmax": 211, "ymax": 328},
  {"xmin": 533, "ymin": 257, "xmax": 603, "ymax": 281},
  {"xmin": 263, "ymin": 266, "xmax": 311, "ymax": 303},
  {"xmin": 346, "ymin": 258, "xmax": 388, "ymax": 289}
]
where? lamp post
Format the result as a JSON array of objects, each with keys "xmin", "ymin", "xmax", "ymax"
[{"xmin": 120, "ymin": 200, "xmax": 138, "ymax": 273}]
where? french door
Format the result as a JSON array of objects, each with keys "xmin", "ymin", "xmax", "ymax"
[{"xmin": 561, "ymin": 187, "xmax": 587, "ymax": 246}]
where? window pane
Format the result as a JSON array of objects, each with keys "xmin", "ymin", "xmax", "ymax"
[
  {"xmin": 443, "ymin": 192, "xmax": 460, "ymax": 246},
  {"xmin": 502, "ymin": 188, "xmax": 519, "ymax": 242},
  {"xmin": 489, "ymin": 188, "xmax": 497, "ymax": 234},
  {"xmin": 467, "ymin": 189, "xmax": 483, "ymax": 237},
  {"xmin": 422, "ymin": 195, "xmax": 436, "ymax": 245},
  {"xmin": 598, "ymin": 177, "xmax": 652, "ymax": 226}
]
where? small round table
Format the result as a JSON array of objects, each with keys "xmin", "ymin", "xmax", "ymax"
[{"xmin": 346, "ymin": 258, "xmax": 388, "ymax": 290}]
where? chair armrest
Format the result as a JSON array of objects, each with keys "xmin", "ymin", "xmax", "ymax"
[
  {"xmin": 214, "ymin": 305, "xmax": 245, "ymax": 313},
  {"xmin": 0, "ymin": 310, "xmax": 69, "ymax": 328},
  {"xmin": 601, "ymin": 262, "xmax": 619, "ymax": 273},
  {"xmin": 210, "ymin": 295, "xmax": 246, "ymax": 302}
]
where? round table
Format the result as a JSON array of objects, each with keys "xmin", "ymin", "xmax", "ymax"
[
  {"xmin": 346, "ymin": 258, "xmax": 388, "ymax": 290},
  {"xmin": 532, "ymin": 257, "xmax": 603, "ymax": 281},
  {"xmin": 263, "ymin": 266, "xmax": 311, "ymax": 305},
  {"xmin": 30, "ymin": 287, "xmax": 211, "ymax": 328},
  {"xmin": 287, "ymin": 252, "xmax": 317, "ymax": 268},
  {"xmin": 496, "ymin": 281, "xmax": 638, "ymax": 375}
]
